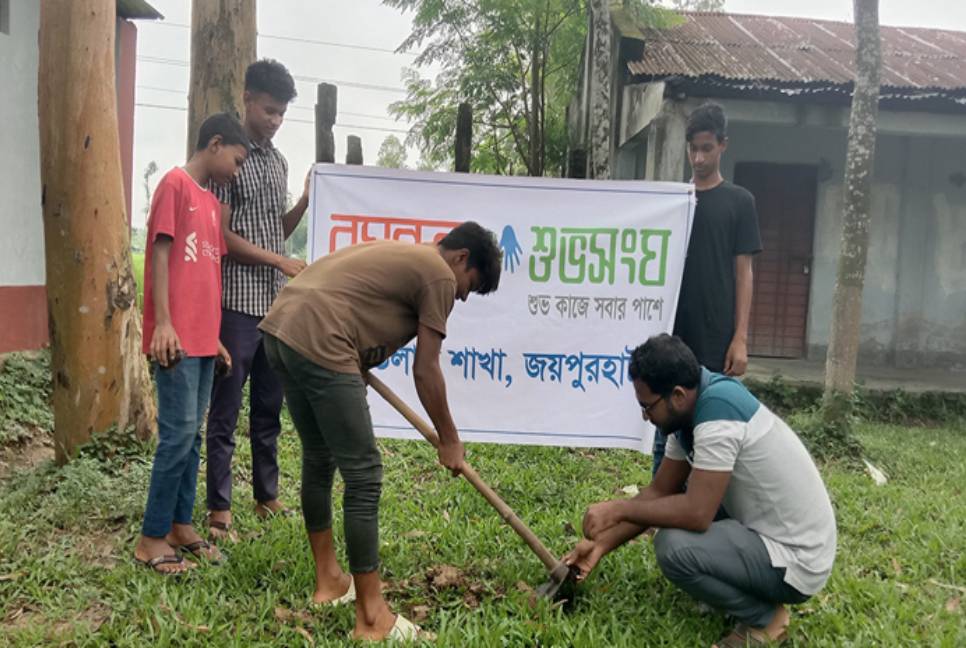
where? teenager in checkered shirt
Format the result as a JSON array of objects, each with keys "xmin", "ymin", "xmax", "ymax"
[{"xmin": 205, "ymin": 59, "xmax": 310, "ymax": 538}]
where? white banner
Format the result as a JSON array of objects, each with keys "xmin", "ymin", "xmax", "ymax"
[{"xmin": 308, "ymin": 164, "xmax": 695, "ymax": 452}]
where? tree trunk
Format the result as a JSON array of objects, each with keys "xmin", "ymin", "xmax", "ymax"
[
  {"xmin": 186, "ymin": 0, "xmax": 256, "ymax": 157},
  {"xmin": 588, "ymin": 0, "xmax": 611, "ymax": 180},
  {"xmin": 39, "ymin": 0, "xmax": 156, "ymax": 464},
  {"xmin": 822, "ymin": 0, "xmax": 881, "ymax": 423},
  {"xmin": 454, "ymin": 103, "xmax": 473, "ymax": 172},
  {"xmin": 528, "ymin": 17, "xmax": 543, "ymax": 177}
]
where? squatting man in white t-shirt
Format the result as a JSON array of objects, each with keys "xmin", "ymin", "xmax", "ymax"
[{"xmin": 565, "ymin": 334, "xmax": 837, "ymax": 647}]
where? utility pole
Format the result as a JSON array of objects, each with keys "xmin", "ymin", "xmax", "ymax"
[
  {"xmin": 186, "ymin": 0, "xmax": 256, "ymax": 156},
  {"xmin": 39, "ymin": 0, "xmax": 156, "ymax": 463}
]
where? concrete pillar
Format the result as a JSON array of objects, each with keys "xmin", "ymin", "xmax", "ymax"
[
  {"xmin": 346, "ymin": 135, "xmax": 363, "ymax": 165},
  {"xmin": 644, "ymin": 99, "xmax": 687, "ymax": 182},
  {"xmin": 315, "ymin": 83, "xmax": 337, "ymax": 163}
]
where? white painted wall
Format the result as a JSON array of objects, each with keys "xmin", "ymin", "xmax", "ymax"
[
  {"xmin": 0, "ymin": 0, "xmax": 44, "ymax": 286},
  {"xmin": 723, "ymin": 121, "xmax": 966, "ymax": 368}
]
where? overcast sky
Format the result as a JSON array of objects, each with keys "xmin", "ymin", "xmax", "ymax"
[{"xmin": 131, "ymin": 0, "xmax": 966, "ymax": 227}]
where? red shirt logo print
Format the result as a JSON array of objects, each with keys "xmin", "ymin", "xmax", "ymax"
[{"xmin": 184, "ymin": 231, "xmax": 198, "ymax": 262}]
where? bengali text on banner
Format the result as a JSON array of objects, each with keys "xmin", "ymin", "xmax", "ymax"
[{"xmin": 308, "ymin": 164, "xmax": 695, "ymax": 452}]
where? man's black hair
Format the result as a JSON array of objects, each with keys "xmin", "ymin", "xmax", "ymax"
[
  {"xmin": 245, "ymin": 59, "xmax": 297, "ymax": 104},
  {"xmin": 628, "ymin": 334, "xmax": 701, "ymax": 396},
  {"xmin": 196, "ymin": 112, "xmax": 251, "ymax": 152},
  {"xmin": 438, "ymin": 222, "xmax": 502, "ymax": 295},
  {"xmin": 685, "ymin": 102, "xmax": 727, "ymax": 143}
]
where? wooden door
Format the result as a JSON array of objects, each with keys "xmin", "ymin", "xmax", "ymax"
[{"xmin": 734, "ymin": 163, "xmax": 817, "ymax": 358}]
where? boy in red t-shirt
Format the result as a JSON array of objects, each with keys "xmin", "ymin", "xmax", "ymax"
[{"xmin": 134, "ymin": 113, "xmax": 250, "ymax": 574}]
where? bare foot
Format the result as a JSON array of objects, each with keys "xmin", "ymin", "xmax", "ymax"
[
  {"xmin": 135, "ymin": 535, "xmax": 195, "ymax": 574},
  {"xmin": 312, "ymin": 572, "xmax": 353, "ymax": 604},
  {"xmin": 255, "ymin": 499, "xmax": 292, "ymax": 519},
  {"xmin": 350, "ymin": 608, "xmax": 397, "ymax": 641},
  {"xmin": 166, "ymin": 523, "xmax": 224, "ymax": 562}
]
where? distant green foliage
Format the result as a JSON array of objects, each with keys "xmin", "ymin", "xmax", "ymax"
[
  {"xmin": 385, "ymin": 0, "xmax": 677, "ymax": 176},
  {"xmin": 286, "ymin": 218, "xmax": 308, "ymax": 261},
  {"xmin": 131, "ymin": 251, "xmax": 145, "ymax": 310},
  {"xmin": 376, "ymin": 134, "xmax": 409, "ymax": 169},
  {"xmin": 745, "ymin": 375, "xmax": 966, "ymax": 466},
  {"xmin": 663, "ymin": 0, "xmax": 725, "ymax": 11},
  {"xmin": 745, "ymin": 375, "xmax": 966, "ymax": 426},
  {"xmin": 130, "ymin": 227, "xmax": 147, "ymax": 253}
]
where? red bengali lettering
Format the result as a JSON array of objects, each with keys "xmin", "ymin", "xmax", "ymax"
[{"xmin": 328, "ymin": 213, "xmax": 462, "ymax": 252}]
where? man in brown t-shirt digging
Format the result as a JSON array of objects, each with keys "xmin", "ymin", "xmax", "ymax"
[{"xmin": 259, "ymin": 221, "xmax": 502, "ymax": 641}]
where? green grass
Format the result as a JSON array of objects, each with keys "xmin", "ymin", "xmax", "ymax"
[
  {"xmin": 0, "ymin": 351, "xmax": 52, "ymax": 446},
  {"xmin": 1, "ymin": 416, "xmax": 963, "ymax": 646},
  {"xmin": 132, "ymin": 251, "xmax": 145, "ymax": 310}
]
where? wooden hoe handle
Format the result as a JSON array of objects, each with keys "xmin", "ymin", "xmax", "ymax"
[{"xmin": 366, "ymin": 373, "xmax": 559, "ymax": 571}]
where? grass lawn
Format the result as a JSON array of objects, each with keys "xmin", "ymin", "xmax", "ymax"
[
  {"xmin": 131, "ymin": 251, "xmax": 145, "ymax": 309},
  {"xmin": 0, "ymin": 412, "xmax": 963, "ymax": 646}
]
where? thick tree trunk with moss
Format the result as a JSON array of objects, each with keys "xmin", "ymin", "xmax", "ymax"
[
  {"xmin": 589, "ymin": 0, "xmax": 611, "ymax": 179},
  {"xmin": 186, "ymin": 0, "xmax": 256, "ymax": 157},
  {"xmin": 39, "ymin": 0, "xmax": 156, "ymax": 464},
  {"xmin": 822, "ymin": 0, "xmax": 881, "ymax": 425}
]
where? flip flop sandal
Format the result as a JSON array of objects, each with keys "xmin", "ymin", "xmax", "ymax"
[
  {"xmin": 311, "ymin": 579, "xmax": 356, "ymax": 607},
  {"xmin": 179, "ymin": 539, "xmax": 225, "ymax": 565},
  {"xmin": 207, "ymin": 516, "xmax": 238, "ymax": 543},
  {"xmin": 136, "ymin": 553, "xmax": 190, "ymax": 576},
  {"xmin": 386, "ymin": 614, "xmax": 421, "ymax": 642},
  {"xmin": 256, "ymin": 504, "xmax": 297, "ymax": 519},
  {"xmin": 715, "ymin": 624, "xmax": 788, "ymax": 647}
]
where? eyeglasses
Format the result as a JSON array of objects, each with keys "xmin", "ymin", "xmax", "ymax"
[{"xmin": 640, "ymin": 394, "xmax": 665, "ymax": 416}]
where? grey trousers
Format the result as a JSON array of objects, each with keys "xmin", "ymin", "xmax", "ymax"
[
  {"xmin": 263, "ymin": 334, "xmax": 383, "ymax": 574},
  {"xmin": 653, "ymin": 519, "xmax": 810, "ymax": 627}
]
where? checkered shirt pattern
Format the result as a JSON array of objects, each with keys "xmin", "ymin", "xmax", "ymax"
[{"xmin": 215, "ymin": 139, "xmax": 289, "ymax": 317}]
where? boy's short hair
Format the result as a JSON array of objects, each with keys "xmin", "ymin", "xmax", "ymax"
[
  {"xmin": 196, "ymin": 112, "xmax": 251, "ymax": 151},
  {"xmin": 245, "ymin": 59, "xmax": 297, "ymax": 104},
  {"xmin": 438, "ymin": 222, "xmax": 502, "ymax": 295},
  {"xmin": 686, "ymin": 102, "xmax": 727, "ymax": 143},
  {"xmin": 628, "ymin": 334, "xmax": 701, "ymax": 396}
]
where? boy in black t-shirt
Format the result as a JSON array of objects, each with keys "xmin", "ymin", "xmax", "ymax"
[{"xmin": 653, "ymin": 103, "xmax": 762, "ymax": 475}]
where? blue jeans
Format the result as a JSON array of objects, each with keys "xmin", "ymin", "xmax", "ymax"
[{"xmin": 142, "ymin": 357, "xmax": 215, "ymax": 538}]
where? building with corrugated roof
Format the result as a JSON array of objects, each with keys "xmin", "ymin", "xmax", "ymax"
[
  {"xmin": 0, "ymin": 0, "xmax": 161, "ymax": 353},
  {"xmin": 569, "ymin": 8, "xmax": 966, "ymax": 369}
]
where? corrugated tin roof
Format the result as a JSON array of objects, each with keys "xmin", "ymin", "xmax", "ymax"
[
  {"xmin": 626, "ymin": 12, "xmax": 966, "ymax": 92},
  {"xmin": 116, "ymin": 0, "xmax": 163, "ymax": 20}
]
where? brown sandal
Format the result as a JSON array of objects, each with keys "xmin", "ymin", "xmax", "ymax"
[
  {"xmin": 207, "ymin": 514, "xmax": 238, "ymax": 543},
  {"xmin": 255, "ymin": 502, "xmax": 296, "ymax": 519},
  {"xmin": 179, "ymin": 539, "xmax": 225, "ymax": 564},
  {"xmin": 136, "ymin": 553, "xmax": 190, "ymax": 576},
  {"xmin": 714, "ymin": 624, "xmax": 787, "ymax": 647}
]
